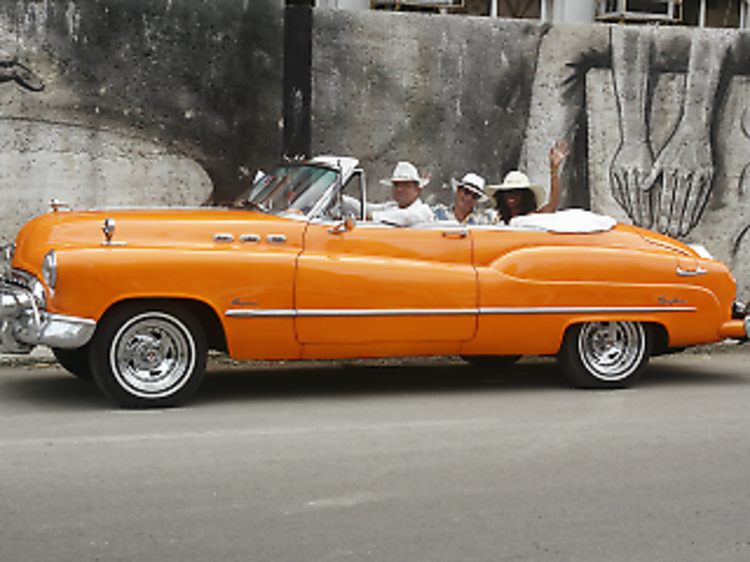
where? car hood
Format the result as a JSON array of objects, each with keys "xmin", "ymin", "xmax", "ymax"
[{"xmin": 10, "ymin": 208, "xmax": 295, "ymax": 273}]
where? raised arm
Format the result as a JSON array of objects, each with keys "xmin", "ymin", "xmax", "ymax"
[{"xmin": 538, "ymin": 140, "xmax": 569, "ymax": 213}]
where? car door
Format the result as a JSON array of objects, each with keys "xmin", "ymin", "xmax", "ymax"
[{"xmin": 295, "ymin": 222, "xmax": 477, "ymax": 344}]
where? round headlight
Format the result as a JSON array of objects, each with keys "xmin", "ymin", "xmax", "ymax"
[{"xmin": 42, "ymin": 249, "xmax": 57, "ymax": 289}]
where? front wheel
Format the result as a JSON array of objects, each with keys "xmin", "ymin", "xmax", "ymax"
[
  {"xmin": 558, "ymin": 321, "xmax": 650, "ymax": 389},
  {"xmin": 90, "ymin": 303, "xmax": 207, "ymax": 408}
]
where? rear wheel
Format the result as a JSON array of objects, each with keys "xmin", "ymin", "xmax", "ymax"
[
  {"xmin": 559, "ymin": 321, "xmax": 650, "ymax": 389},
  {"xmin": 90, "ymin": 303, "xmax": 207, "ymax": 408},
  {"xmin": 52, "ymin": 345, "xmax": 93, "ymax": 380}
]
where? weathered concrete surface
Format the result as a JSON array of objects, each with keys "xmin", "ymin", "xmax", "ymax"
[
  {"xmin": 310, "ymin": 10, "xmax": 546, "ymax": 204},
  {"xmin": 0, "ymin": 0, "xmax": 283, "ymax": 241}
]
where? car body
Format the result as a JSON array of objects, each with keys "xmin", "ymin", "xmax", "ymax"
[{"xmin": 0, "ymin": 156, "xmax": 747, "ymax": 407}]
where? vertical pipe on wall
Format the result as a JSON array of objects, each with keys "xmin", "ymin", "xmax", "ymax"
[
  {"xmin": 551, "ymin": 0, "xmax": 562, "ymax": 21},
  {"xmin": 283, "ymin": 7, "xmax": 312, "ymax": 159},
  {"xmin": 699, "ymin": 0, "xmax": 706, "ymax": 27},
  {"xmin": 490, "ymin": 0, "xmax": 497, "ymax": 18}
]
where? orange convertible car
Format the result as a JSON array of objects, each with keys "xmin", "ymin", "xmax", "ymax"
[{"xmin": 1, "ymin": 156, "xmax": 747, "ymax": 407}]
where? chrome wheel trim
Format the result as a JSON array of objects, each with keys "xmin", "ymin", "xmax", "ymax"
[
  {"xmin": 577, "ymin": 321, "xmax": 645, "ymax": 382},
  {"xmin": 110, "ymin": 311, "xmax": 196, "ymax": 399}
]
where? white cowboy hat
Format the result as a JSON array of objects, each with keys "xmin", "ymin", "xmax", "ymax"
[
  {"xmin": 486, "ymin": 170, "xmax": 547, "ymax": 209},
  {"xmin": 380, "ymin": 161, "xmax": 429, "ymax": 188},
  {"xmin": 452, "ymin": 172, "xmax": 486, "ymax": 200}
]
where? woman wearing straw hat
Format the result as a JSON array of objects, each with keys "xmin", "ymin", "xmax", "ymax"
[{"xmin": 487, "ymin": 140, "xmax": 569, "ymax": 225}]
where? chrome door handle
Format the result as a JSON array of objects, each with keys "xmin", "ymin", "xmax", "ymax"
[
  {"xmin": 677, "ymin": 267, "xmax": 707, "ymax": 277},
  {"xmin": 328, "ymin": 223, "xmax": 348, "ymax": 234},
  {"xmin": 267, "ymin": 234, "xmax": 287, "ymax": 244},
  {"xmin": 442, "ymin": 230, "xmax": 468, "ymax": 239}
]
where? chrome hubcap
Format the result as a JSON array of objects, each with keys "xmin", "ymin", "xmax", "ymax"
[
  {"xmin": 578, "ymin": 321, "xmax": 645, "ymax": 381},
  {"xmin": 111, "ymin": 312, "xmax": 196, "ymax": 399}
]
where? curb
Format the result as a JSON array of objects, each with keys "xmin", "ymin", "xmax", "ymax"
[{"xmin": 0, "ymin": 346, "xmax": 56, "ymax": 366}]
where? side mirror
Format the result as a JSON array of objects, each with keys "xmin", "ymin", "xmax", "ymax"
[{"xmin": 328, "ymin": 217, "xmax": 356, "ymax": 234}]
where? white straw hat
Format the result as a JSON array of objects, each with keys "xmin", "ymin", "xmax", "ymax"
[
  {"xmin": 380, "ymin": 161, "xmax": 429, "ymax": 188},
  {"xmin": 454, "ymin": 172, "xmax": 486, "ymax": 199},
  {"xmin": 486, "ymin": 171, "xmax": 547, "ymax": 209}
]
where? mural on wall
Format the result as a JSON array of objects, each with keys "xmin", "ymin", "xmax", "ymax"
[
  {"xmin": 309, "ymin": 13, "xmax": 750, "ymax": 298},
  {"xmin": 523, "ymin": 22, "xmax": 750, "ymax": 298},
  {"xmin": 0, "ymin": 59, "xmax": 44, "ymax": 92},
  {"xmin": 609, "ymin": 27, "xmax": 731, "ymax": 238},
  {"xmin": 0, "ymin": 0, "xmax": 283, "ymax": 241}
]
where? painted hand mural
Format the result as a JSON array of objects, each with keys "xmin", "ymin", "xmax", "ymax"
[
  {"xmin": 648, "ymin": 116, "xmax": 714, "ymax": 237},
  {"xmin": 610, "ymin": 28, "xmax": 732, "ymax": 238},
  {"xmin": 610, "ymin": 26, "xmax": 654, "ymax": 229}
]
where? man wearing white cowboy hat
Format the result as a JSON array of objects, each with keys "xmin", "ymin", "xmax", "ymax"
[
  {"xmin": 486, "ymin": 139, "xmax": 568, "ymax": 224},
  {"xmin": 433, "ymin": 172, "xmax": 496, "ymax": 225},
  {"xmin": 369, "ymin": 161, "xmax": 434, "ymax": 227}
]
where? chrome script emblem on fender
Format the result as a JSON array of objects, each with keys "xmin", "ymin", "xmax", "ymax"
[
  {"xmin": 658, "ymin": 296, "xmax": 687, "ymax": 305},
  {"xmin": 231, "ymin": 298, "xmax": 259, "ymax": 306}
]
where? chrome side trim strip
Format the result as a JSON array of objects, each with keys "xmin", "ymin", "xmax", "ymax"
[
  {"xmin": 478, "ymin": 306, "xmax": 697, "ymax": 315},
  {"xmin": 226, "ymin": 309, "xmax": 297, "ymax": 318},
  {"xmin": 225, "ymin": 305, "xmax": 697, "ymax": 318},
  {"xmin": 299, "ymin": 308, "xmax": 476, "ymax": 317},
  {"xmin": 226, "ymin": 308, "xmax": 477, "ymax": 318}
]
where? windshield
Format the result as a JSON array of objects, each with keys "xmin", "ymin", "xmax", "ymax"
[{"xmin": 234, "ymin": 165, "xmax": 339, "ymax": 216}]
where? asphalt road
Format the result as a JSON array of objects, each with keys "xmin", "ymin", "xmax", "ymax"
[{"xmin": 2, "ymin": 347, "xmax": 750, "ymax": 562}]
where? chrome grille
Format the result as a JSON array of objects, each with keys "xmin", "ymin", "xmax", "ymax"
[{"xmin": 3, "ymin": 268, "xmax": 46, "ymax": 308}]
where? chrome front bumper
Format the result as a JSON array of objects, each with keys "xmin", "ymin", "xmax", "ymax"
[{"xmin": 0, "ymin": 281, "xmax": 96, "ymax": 353}]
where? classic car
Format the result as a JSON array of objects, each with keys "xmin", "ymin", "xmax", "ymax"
[{"xmin": 0, "ymin": 155, "xmax": 747, "ymax": 407}]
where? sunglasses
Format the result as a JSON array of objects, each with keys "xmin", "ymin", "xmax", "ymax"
[{"xmin": 459, "ymin": 186, "xmax": 481, "ymax": 200}]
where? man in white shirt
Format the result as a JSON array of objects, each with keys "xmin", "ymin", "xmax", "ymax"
[{"xmin": 369, "ymin": 161, "xmax": 434, "ymax": 227}]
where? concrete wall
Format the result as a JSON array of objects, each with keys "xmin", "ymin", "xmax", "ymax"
[
  {"xmin": 310, "ymin": 10, "xmax": 546, "ymax": 202},
  {"xmin": 307, "ymin": 10, "xmax": 750, "ymax": 299},
  {"xmin": 0, "ymin": 0, "xmax": 283, "ymax": 239}
]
